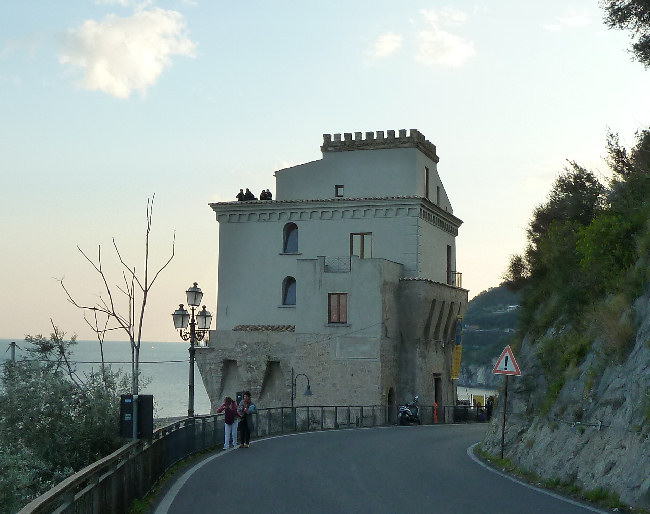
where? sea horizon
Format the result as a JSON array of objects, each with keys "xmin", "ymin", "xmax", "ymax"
[{"xmin": 0, "ymin": 338, "xmax": 212, "ymax": 418}]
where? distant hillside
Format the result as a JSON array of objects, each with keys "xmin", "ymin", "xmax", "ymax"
[
  {"xmin": 461, "ymin": 284, "xmax": 521, "ymax": 368},
  {"xmin": 465, "ymin": 285, "xmax": 521, "ymax": 329}
]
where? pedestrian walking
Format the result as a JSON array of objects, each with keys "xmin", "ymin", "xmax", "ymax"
[
  {"xmin": 216, "ymin": 396, "xmax": 240, "ymax": 449},
  {"xmin": 486, "ymin": 396, "xmax": 494, "ymax": 421},
  {"xmin": 237, "ymin": 391, "xmax": 256, "ymax": 448}
]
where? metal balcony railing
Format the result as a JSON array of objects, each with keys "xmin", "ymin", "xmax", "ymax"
[
  {"xmin": 447, "ymin": 271, "xmax": 462, "ymax": 288},
  {"xmin": 324, "ymin": 256, "xmax": 351, "ymax": 273}
]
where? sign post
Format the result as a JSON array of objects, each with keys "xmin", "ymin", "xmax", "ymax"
[{"xmin": 493, "ymin": 345, "xmax": 521, "ymax": 459}]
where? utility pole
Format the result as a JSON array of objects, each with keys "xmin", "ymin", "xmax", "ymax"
[{"xmin": 10, "ymin": 341, "xmax": 16, "ymax": 362}]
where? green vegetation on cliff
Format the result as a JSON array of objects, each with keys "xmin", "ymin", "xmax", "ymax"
[{"xmin": 504, "ymin": 128, "xmax": 650, "ymax": 408}]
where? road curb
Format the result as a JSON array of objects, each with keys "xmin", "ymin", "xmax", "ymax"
[{"xmin": 466, "ymin": 443, "xmax": 609, "ymax": 514}]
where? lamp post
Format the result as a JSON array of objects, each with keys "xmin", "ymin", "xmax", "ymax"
[
  {"xmin": 291, "ymin": 367, "xmax": 313, "ymax": 408},
  {"xmin": 291, "ymin": 367, "xmax": 312, "ymax": 430},
  {"xmin": 172, "ymin": 282, "xmax": 212, "ymax": 417}
]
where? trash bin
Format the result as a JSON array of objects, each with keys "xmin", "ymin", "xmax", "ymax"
[{"xmin": 120, "ymin": 394, "xmax": 154, "ymax": 438}]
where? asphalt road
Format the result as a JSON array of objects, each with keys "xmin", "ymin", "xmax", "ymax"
[{"xmin": 154, "ymin": 424, "xmax": 606, "ymax": 514}]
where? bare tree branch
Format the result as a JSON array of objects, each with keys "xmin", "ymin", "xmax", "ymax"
[
  {"xmin": 58, "ymin": 195, "xmax": 174, "ymax": 396},
  {"xmin": 50, "ymin": 320, "xmax": 83, "ymax": 388}
]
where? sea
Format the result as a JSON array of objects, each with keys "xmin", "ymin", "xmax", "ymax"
[{"xmin": 0, "ymin": 338, "xmax": 211, "ymax": 419}]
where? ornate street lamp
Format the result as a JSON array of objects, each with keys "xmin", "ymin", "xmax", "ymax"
[{"xmin": 172, "ymin": 282, "xmax": 212, "ymax": 417}]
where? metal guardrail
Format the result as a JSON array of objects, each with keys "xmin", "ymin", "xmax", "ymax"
[
  {"xmin": 19, "ymin": 404, "xmax": 488, "ymax": 513},
  {"xmin": 18, "ymin": 416, "xmax": 220, "ymax": 514}
]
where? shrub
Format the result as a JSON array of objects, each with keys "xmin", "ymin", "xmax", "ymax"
[
  {"xmin": 591, "ymin": 295, "xmax": 636, "ymax": 361},
  {"xmin": 536, "ymin": 328, "xmax": 591, "ymax": 414},
  {"xmin": 0, "ymin": 330, "xmax": 131, "ymax": 512},
  {"xmin": 577, "ymin": 214, "xmax": 636, "ymax": 296}
]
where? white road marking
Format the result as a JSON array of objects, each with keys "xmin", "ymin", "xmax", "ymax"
[{"xmin": 466, "ymin": 443, "xmax": 609, "ymax": 513}]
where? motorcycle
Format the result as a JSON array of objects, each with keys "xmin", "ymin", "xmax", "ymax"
[{"xmin": 398, "ymin": 396, "xmax": 421, "ymax": 425}]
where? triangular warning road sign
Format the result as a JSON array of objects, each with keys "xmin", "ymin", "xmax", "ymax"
[{"xmin": 493, "ymin": 345, "xmax": 521, "ymax": 376}]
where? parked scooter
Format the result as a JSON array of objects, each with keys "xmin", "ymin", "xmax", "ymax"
[{"xmin": 398, "ymin": 396, "xmax": 421, "ymax": 425}]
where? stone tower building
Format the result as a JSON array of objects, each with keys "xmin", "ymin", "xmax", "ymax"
[{"xmin": 196, "ymin": 129, "xmax": 468, "ymax": 415}]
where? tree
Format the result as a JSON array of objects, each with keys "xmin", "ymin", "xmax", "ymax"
[
  {"xmin": 61, "ymin": 196, "xmax": 174, "ymax": 395},
  {"xmin": 601, "ymin": 0, "xmax": 650, "ymax": 67},
  {"xmin": 503, "ymin": 253, "xmax": 530, "ymax": 291},
  {"xmin": 508, "ymin": 161, "xmax": 608, "ymax": 333},
  {"xmin": 526, "ymin": 161, "xmax": 606, "ymax": 250},
  {"xmin": 577, "ymin": 213, "xmax": 636, "ymax": 295},
  {"xmin": 0, "ymin": 328, "xmax": 127, "ymax": 512}
]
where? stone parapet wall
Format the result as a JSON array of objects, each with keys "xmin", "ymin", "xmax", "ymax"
[
  {"xmin": 321, "ymin": 129, "xmax": 439, "ymax": 163},
  {"xmin": 196, "ymin": 330, "xmax": 383, "ymax": 412}
]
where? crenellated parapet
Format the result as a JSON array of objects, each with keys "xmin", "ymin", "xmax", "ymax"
[{"xmin": 321, "ymin": 129, "xmax": 439, "ymax": 163}]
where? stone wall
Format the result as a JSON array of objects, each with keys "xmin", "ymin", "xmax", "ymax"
[
  {"xmin": 195, "ymin": 330, "xmax": 383, "ymax": 411},
  {"xmin": 195, "ymin": 277, "xmax": 468, "ymax": 415},
  {"xmin": 395, "ymin": 279, "xmax": 468, "ymax": 407}
]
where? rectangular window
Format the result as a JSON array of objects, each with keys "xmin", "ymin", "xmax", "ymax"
[
  {"xmin": 437, "ymin": 185, "xmax": 440, "ymax": 205},
  {"xmin": 425, "ymin": 167, "xmax": 430, "ymax": 199},
  {"xmin": 335, "ymin": 185, "xmax": 344, "ymax": 197},
  {"xmin": 328, "ymin": 293, "xmax": 348, "ymax": 324},
  {"xmin": 350, "ymin": 232, "xmax": 372, "ymax": 258}
]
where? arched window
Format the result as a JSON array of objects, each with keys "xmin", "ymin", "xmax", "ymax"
[
  {"xmin": 282, "ymin": 276, "xmax": 296, "ymax": 305},
  {"xmin": 283, "ymin": 223, "xmax": 298, "ymax": 253}
]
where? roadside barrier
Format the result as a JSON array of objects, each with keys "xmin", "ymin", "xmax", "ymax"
[{"xmin": 19, "ymin": 404, "xmax": 488, "ymax": 513}]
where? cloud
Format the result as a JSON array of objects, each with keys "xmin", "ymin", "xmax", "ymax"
[
  {"xmin": 94, "ymin": 0, "xmax": 153, "ymax": 7},
  {"xmin": 94, "ymin": 0, "xmax": 132, "ymax": 5},
  {"xmin": 421, "ymin": 7, "xmax": 467, "ymax": 26},
  {"xmin": 416, "ymin": 8, "xmax": 475, "ymax": 67},
  {"xmin": 544, "ymin": 8, "xmax": 591, "ymax": 32},
  {"xmin": 60, "ymin": 8, "xmax": 196, "ymax": 98},
  {"xmin": 371, "ymin": 31, "xmax": 403, "ymax": 59}
]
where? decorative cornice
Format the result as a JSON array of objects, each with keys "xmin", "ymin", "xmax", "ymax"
[
  {"xmin": 209, "ymin": 197, "xmax": 461, "ymax": 235},
  {"xmin": 321, "ymin": 129, "xmax": 439, "ymax": 163},
  {"xmin": 233, "ymin": 325, "xmax": 295, "ymax": 332}
]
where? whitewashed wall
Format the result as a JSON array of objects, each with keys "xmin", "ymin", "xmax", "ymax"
[
  {"xmin": 276, "ymin": 146, "xmax": 451, "ymax": 214},
  {"xmin": 212, "ymin": 131, "xmax": 461, "ymax": 331},
  {"xmin": 214, "ymin": 205, "xmax": 419, "ymax": 330}
]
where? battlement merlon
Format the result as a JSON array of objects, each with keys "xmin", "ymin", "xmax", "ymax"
[{"xmin": 321, "ymin": 129, "xmax": 439, "ymax": 163}]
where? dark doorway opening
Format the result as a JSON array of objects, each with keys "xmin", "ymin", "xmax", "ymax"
[{"xmin": 387, "ymin": 387, "xmax": 396, "ymax": 424}]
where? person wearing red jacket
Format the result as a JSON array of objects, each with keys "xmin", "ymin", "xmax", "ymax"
[{"xmin": 216, "ymin": 396, "xmax": 240, "ymax": 449}]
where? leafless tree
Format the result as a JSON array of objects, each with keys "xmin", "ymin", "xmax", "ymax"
[
  {"xmin": 86, "ymin": 310, "xmax": 110, "ymax": 386},
  {"xmin": 60, "ymin": 196, "xmax": 174, "ymax": 395}
]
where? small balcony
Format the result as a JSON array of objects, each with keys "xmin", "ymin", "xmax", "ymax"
[
  {"xmin": 324, "ymin": 256, "xmax": 351, "ymax": 273},
  {"xmin": 447, "ymin": 271, "xmax": 462, "ymax": 288}
]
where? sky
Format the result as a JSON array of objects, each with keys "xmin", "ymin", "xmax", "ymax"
[{"xmin": 2, "ymin": 1, "xmax": 650, "ymax": 343}]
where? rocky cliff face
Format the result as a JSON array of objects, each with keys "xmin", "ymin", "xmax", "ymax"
[
  {"xmin": 458, "ymin": 363, "xmax": 501, "ymax": 388},
  {"xmin": 481, "ymin": 296, "xmax": 650, "ymax": 508}
]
